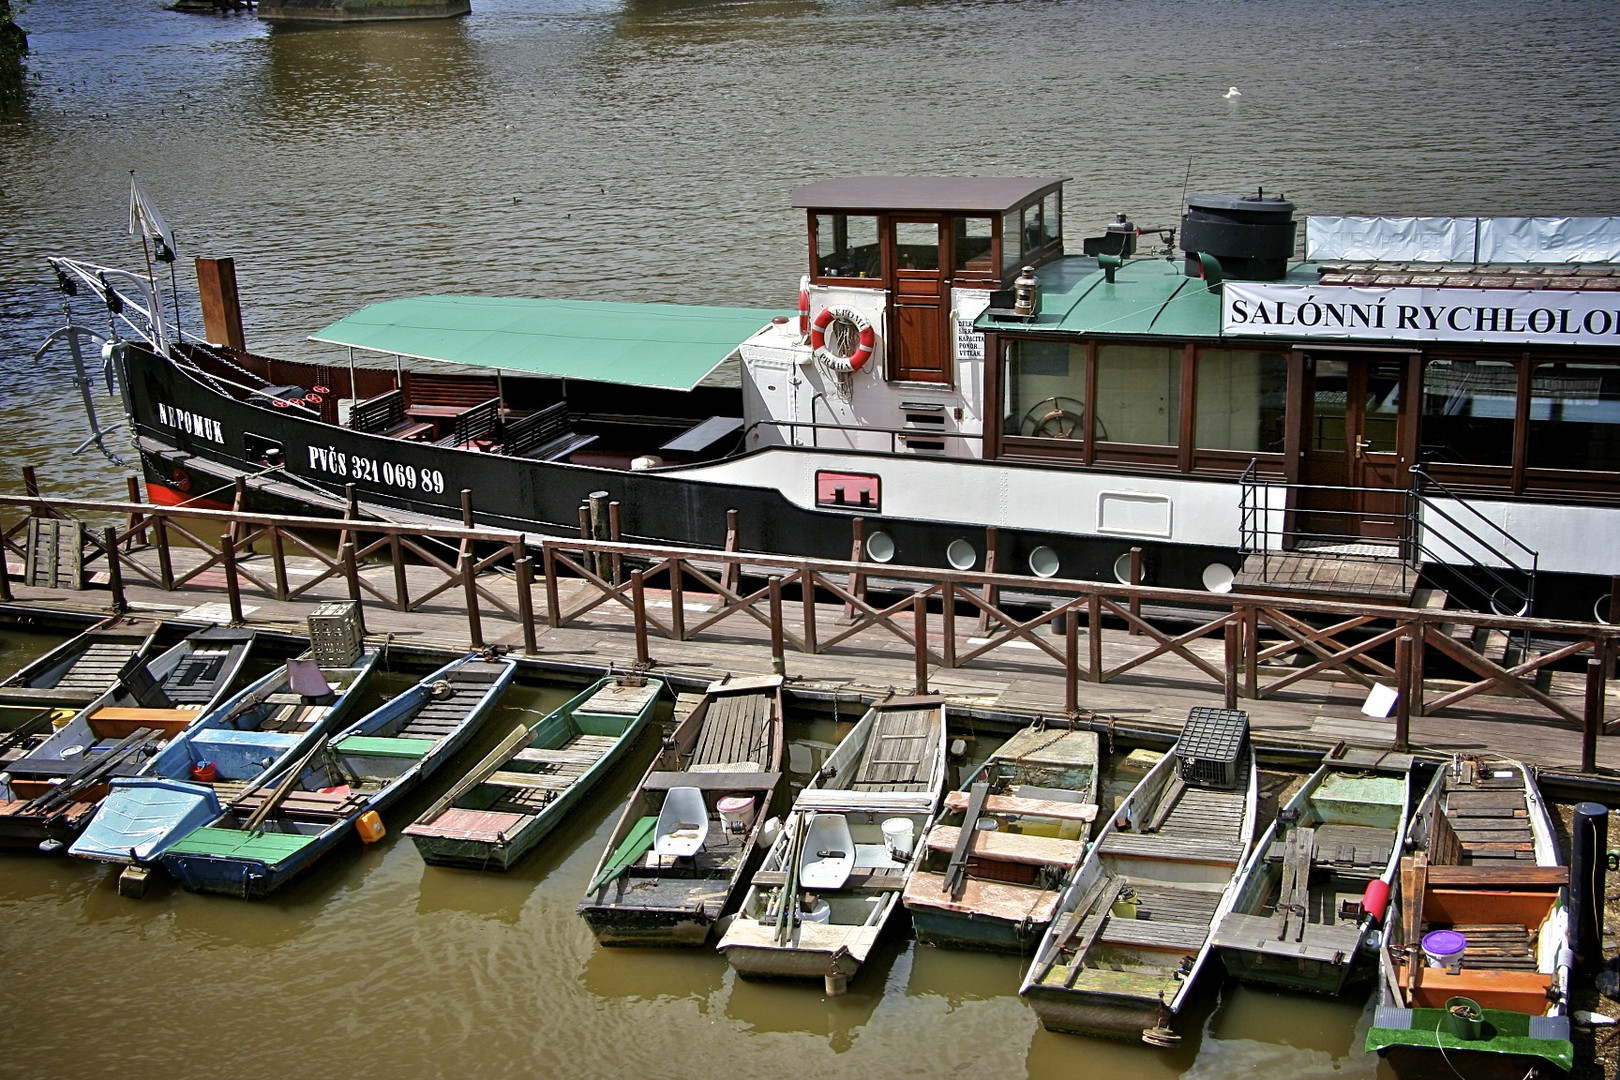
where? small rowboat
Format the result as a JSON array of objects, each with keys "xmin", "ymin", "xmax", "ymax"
[
  {"xmin": 404, "ymin": 674, "xmax": 662, "ymax": 871},
  {"xmin": 579, "ymin": 674, "xmax": 783, "ymax": 947}
]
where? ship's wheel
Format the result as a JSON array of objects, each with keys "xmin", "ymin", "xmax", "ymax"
[{"xmin": 1020, "ymin": 396, "xmax": 1087, "ymax": 439}]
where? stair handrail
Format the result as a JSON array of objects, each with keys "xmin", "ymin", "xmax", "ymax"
[{"xmin": 1408, "ymin": 465, "xmax": 1539, "ymax": 616}]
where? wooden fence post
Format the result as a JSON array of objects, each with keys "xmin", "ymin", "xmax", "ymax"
[
  {"xmin": 341, "ymin": 541, "xmax": 366, "ymax": 634},
  {"xmin": 1410, "ymin": 622, "xmax": 1427, "ymax": 717},
  {"xmin": 22, "ymin": 465, "xmax": 39, "ymax": 500},
  {"xmin": 1242, "ymin": 603, "xmax": 1259, "ymax": 699},
  {"xmin": 220, "ymin": 533, "xmax": 244, "ymax": 627},
  {"xmin": 1065, "ymin": 605, "xmax": 1079, "ymax": 714},
  {"xmin": 1128, "ymin": 546, "xmax": 1143, "ymax": 633},
  {"xmin": 543, "ymin": 542, "xmax": 562, "ymax": 627},
  {"xmin": 390, "ymin": 532, "xmax": 409, "ymax": 612},
  {"xmin": 230, "ymin": 477, "xmax": 248, "ymax": 547},
  {"xmin": 669, "ymin": 557, "xmax": 685, "ymax": 642},
  {"xmin": 632, "ymin": 569, "xmax": 649, "ymax": 668},
  {"xmin": 513, "ymin": 540, "xmax": 537, "ymax": 654},
  {"xmin": 461, "ymin": 549, "xmax": 483, "ymax": 649},
  {"xmin": 941, "ymin": 583, "xmax": 956, "ymax": 668},
  {"xmin": 102, "ymin": 526, "xmax": 126, "ymax": 613},
  {"xmin": 845, "ymin": 515, "xmax": 866, "ymax": 621},
  {"xmin": 0, "ymin": 541, "xmax": 10, "ymax": 602},
  {"xmin": 768, "ymin": 576, "xmax": 785, "ymax": 675},
  {"xmin": 978, "ymin": 525, "xmax": 999, "ymax": 635},
  {"xmin": 1394, "ymin": 630, "xmax": 1412, "ymax": 752},
  {"xmin": 1583, "ymin": 655, "xmax": 1605, "ymax": 773},
  {"xmin": 154, "ymin": 513, "xmax": 174, "ymax": 591},
  {"xmin": 269, "ymin": 525, "xmax": 288, "ymax": 601},
  {"xmin": 609, "ymin": 501, "xmax": 623, "ymax": 587},
  {"xmin": 1087, "ymin": 591, "xmax": 1103, "ymax": 683},
  {"xmin": 125, "ymin": 475, "xmax": 144, "ymax": 550},
  {"xmin": 801, "ymin": 562, "xmax": 818, "ymax": 655},
  {"xmin": 723, "ymin": 509, "xmax": 740, "ymax": 594},
  {"xmin": 913, "ymin": 592, "xmax": 928, "ymax": 695},
  {"xmin": 1223, "ymin": 612, "xmax": 1239, "ymax": 710}
]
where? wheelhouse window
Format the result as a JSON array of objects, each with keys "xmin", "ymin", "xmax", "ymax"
[
  {"xmin": 1003, "ymin": 339, "xmax": 1088, "ymax": 440},
  {"xmin": 893, "ymin": 221, "xmax": 940, "ymax": 271},
  {"xmin": 1096, "ymin": 343, "xmax": 1180, "ymax": 446},
  {"xmin": 1527, "ymin": 361, "xmax": 1620, "ymax": 472},
  {"xmin": 1420, "ymin": 357, "xmax": 1517, "ymax": 467},
  {"xmin": 1194, "ymin": 348, "xmax": 1287, "ymax": 452},
  {"xmin": 813, "ymin": 213, "xmax": 881, "ymax": 279},
  {"xmin": 953, "ymin": 216, "xmax": 995, "ymax": 275},
  {"xmin": 1001, "ymin": 208, "xmax": 1023, "ymax": 278}
]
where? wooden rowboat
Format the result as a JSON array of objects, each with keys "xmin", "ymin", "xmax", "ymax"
[
  {"xmin": 1020, "ymin": 707, "xmax": 1257, "ymax": 1044},
  {"xmin": 160, "ymin": 653, "xmax": 515, "ymax": 898},
  {"xmin": 0, "ymin": 616, "xmax": 161, "ymax": 759},
  {"xmin": 1212, "ymin": 746, "xmax": 1414, "ymax": 995},
  {"xmin": 579, "ymin": 674, "xmax": 784, "ymax": 947},
  {"xmin": 69, "ymin": 642, "xmax": 379, "ymax": 870},
  {"xmin": 404, "ymin": 674, "xmax": 663, "ymax": 871},
  {"xmin": 902, "ymin": 723, "xmax": 1100, "ymax": 954},
  {"xmin": 1365, "ymin": 755, "xmax": 1573, "ymax": 1079},
  {"xmin": 0, "ymin": 625, "xmax": 255, "ymax": 850},
  {"xmin": 716, "ymin": 694, "xmax": 946, "ymax": 991}
]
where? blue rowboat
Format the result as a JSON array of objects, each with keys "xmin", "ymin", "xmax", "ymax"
[
  {"xmin": 160, "ymin": 653, "xmax": 515, "ymax": 899},
  {"xmin": 69, "ymin": 641, "xmax": 378, "ymax": 868}
]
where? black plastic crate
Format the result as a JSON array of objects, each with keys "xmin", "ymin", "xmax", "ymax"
[{"xmin": 1175, "ymin": 706, "xmax": 1249, "ymax": 789}]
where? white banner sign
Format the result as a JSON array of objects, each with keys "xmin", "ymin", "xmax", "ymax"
[{"xmin": 1223, "ymin": 282, "xmax": 1620, "ymax": 346}]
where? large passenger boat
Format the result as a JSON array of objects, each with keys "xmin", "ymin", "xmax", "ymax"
[{"xmin": 46, "ymin": 178, "xmax": 1620, "ymax": 619}]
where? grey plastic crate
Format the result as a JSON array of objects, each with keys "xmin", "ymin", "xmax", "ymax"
[
  {"xmin": 308, "ymin": 601, "xmax": 364, "ymax": 667},
  {"xmin": 1175, "ymin": 706, "xmax": 1249, "ymax": 789}
]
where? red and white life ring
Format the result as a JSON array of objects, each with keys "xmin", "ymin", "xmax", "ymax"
[{"xmin": 810, "ymin": 306, "xmax": 875, "ymax": 372}]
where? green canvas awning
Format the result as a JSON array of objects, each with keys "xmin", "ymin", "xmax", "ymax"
[{"xmin": 310, "ymin": 296, "xmax": 787, "ymax": 392}]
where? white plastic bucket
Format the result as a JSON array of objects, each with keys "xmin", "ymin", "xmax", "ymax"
[
  {"xmin": 717, "ymin": 794, "xmax": 756, "ymax": 834},
  {"xmin": 882, "ymin": 817, "xmax": 915, "ymax": 859},
  {"xmin": 801, "ymin": 897, "xmax": 831, "ymax": 923}
]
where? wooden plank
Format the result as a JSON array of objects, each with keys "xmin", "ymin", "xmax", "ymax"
[
  {"xmin": 927, "ymin": 823, "xmax": 1085, "ymax": 869},
  {"xmin": 750, "ymin": 869, "xmax": 906, "ymax": 892},
  {"xmin": 1423, "ymin": 864, "xmax": 1568, "ymax": 888},
  {"xmin": 943, "ymin": 782, "xmax": 990, "ymax": 898},
  {"xmin": 942, "ymin": 789, "xmax": 1098, "ymax": 823}
]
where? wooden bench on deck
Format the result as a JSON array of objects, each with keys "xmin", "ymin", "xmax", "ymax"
[
  {"xmin": 502, "ymin": 401, "xmax": 598, "ymax": 460},
  {"xmin": 349, "ymin": 389, "xmax": 434, "ymax": 440},
  {"xmin": 437, "ymin": 397, "xmax": 503, "ymax": 449}
]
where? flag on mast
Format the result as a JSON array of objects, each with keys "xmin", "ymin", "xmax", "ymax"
[{"xmin": 128, "ymin": 171, "xmax": 176, "ymax": 257}]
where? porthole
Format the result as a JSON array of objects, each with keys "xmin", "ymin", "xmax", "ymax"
[
  {"xmin": 1489, "ymin": 588, "xmax": 1530, "ymax": 617},
  {"xmin": 1596, "ymin": 593, "xmax": 1614, "ymax": 626},
  {"xmin": 866, "ymin": 531, "xmax": 896, "ymax": 563},
  {"xmin": 1028, "ymin": 546, "xmax": 1060, "ymax": 579},
  {"xmin": 1201, "ymin": 563, "xmax": 1235, "ymax": 593},
  {"xmin": 1112, "ymin": 553, "xmax": 1138, "ymax": 586},
  {"xmin": 946, "ymin": 539, "xmax": 977, "ymax": 571}
]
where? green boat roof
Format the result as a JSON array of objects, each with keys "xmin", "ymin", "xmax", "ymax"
[
  {"xmin": 976, "ymin": 256, "xmax": 1319, "ymax": 340},
  {"xmin": 311, "ymin": 296, "xmax": 787, "ymax": 392}
]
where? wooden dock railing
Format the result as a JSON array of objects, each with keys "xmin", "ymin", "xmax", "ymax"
[{"xmin": 1, "ymin": 484, "xmax": 1615, "ymax": 769}]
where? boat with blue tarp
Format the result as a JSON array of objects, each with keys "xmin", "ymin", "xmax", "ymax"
[{"xmin": 160, "ymin": 652, "xmax": 515, "ymax": 898}]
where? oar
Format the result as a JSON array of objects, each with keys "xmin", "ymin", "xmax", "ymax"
[
  {"xmin": 241, "ymin": 735, "xmax": 327, "ymax": 832},
  {"xmin": 587, "ymin": 815, "xmax": 659, "ymax": 893},
  {"xmin": 774, "ymin": 814, "xmax": 806, "ymax": 946},
  {"xmin": 420, "ymin": 723, "xmax": 532, "ymax": 824}
]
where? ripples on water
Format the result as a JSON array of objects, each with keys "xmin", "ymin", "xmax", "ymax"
[{"xmin": 2, "ymin": 1, "xmax": 1619, "ymax": 1073}]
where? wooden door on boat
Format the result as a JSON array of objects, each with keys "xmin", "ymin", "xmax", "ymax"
[
  {"xmin": 887, "ymin": 218, "xmax": 950, "ymax": 384},
  {"xmin": 1297, "ymin": 352, "xmax": 1412, "ymax": 541}
]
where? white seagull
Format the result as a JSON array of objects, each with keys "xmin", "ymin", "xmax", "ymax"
[{"xmin": 1224, "ymin": 86, "xmax": 1242, "ymax": 99}]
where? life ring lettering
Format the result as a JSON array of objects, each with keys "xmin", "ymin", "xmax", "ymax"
[{"xmin": 810, "ymin": 306, "xmax": 875, "ymax": 372}]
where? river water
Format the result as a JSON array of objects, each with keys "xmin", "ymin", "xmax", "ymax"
[{"xmin": 1, "ymin": 0, "xmax": 1618, "ymax": 1075}]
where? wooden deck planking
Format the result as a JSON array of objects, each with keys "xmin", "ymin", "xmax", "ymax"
[{"xmin": 852, "ymin": 705, "xmax": 941, "ymax": 791}]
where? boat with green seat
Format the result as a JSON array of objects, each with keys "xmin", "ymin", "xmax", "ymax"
[
  {"xmin": 160, "ymin": 652, "xmax": 515, "ymax": 898},
  {"xmin": 69, "ymin": 636, "xmax": 378, "ymax": 869},
  {"xmin": 404, "ymin": 673, "xmax": 663, "ymax": 871}
]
